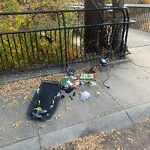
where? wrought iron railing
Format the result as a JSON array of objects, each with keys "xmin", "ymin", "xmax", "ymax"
[
  {"xmin": 127, "ymin": 5, "xmax": 150, "ymax": 32},
  {"xmin": 0, "ymin": 8, "xmax": 130, "ymax": 75}
]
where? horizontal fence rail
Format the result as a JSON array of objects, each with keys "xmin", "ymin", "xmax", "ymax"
[
  {"xmin": 0, "ymin": 8, "xmax": 130, "ymax": 75},
  {"xmin": 127, "ymin": 5, "xmax": 150, "ymax": 32}
]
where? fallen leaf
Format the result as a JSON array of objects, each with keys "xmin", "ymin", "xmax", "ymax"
[
  {"xmin": 24, "ymin": 95, "xmax": 28, "ymax": 100},
  {"xmin": 96, "ymin": 92, "xmax": 101, "ymax": 96},
  {"xmin": 117, "ymin": 145, "xmax": 123, "ymax": 150},
  {"xmin": 13, "ymin": 122, "xmax": 21, "ymax": 128},
  {"xmin": 15, "ymin": 137, "xmax": 21, "ymax": 141}
]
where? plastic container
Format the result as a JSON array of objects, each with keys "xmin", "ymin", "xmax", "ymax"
[{"xmin": 80, "ymin": 91, "xmax": 90, "ymax": 101}]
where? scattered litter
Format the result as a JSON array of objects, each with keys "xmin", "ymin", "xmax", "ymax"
[
  {"xmin": 88, "ymin": 81, "xmax": 97, "ymax": 87},
  {"xmin": 61, "ymin": 78, "xmax": 68, "ymax": 83},
  {"xmin": 96, "ymin": 92, "xmax": 101, "ymax": 96},
  {"xmin": 73, "ymin": 79, "xmax": 80, "ymax": 89},
  {"xmin": 61, "ymin": 78, "xmax": 73, "ymax": 86},
  {"xmin": 0, "ymin": 136, "xmax": 3, "ymax": 140},
  {"xmin": 74, "ymin": 84, "xmax": 79, "ymax": 89},
  {"xmin": 69, "ymin": 95, "xmax": 73, "ymax": 100},
  {"xmin": 61, "ymin": 95, "xmax": 65, "ymax": 99},
  {"xmin": 72, "ymin": 92, "xmax": 76, "ymax": 97},
  {"xmin": 67, "ymin": 66, "xmax": 76, "ymax": 75},
  {"xmin": 61, "ymin": 84, "xmax": 69, "ymax": 90},
  {"xmin": 81, "ymin": 91, "xmax": 90, "ymax": 101},
  {"xmin": 80, "ymin": 74, "xmax": 94, "ymax": 80},
  {"xmin": 67, "ymin": 80, "xmax": 73, "ymax": 86},
  {"xmin": 65, "ymin": 86, "xmax": 74, "ymax": 93},
  {"xmin": 70, "ymin": 76, "xmax": 77, "ymax": 80},
  {"xmin": 80, "ymin": 80, "xmax": 86, "ymax": 85},
  {"xmin": 99, "ymin": 58, "xmax": 108, "ymax": 67}
]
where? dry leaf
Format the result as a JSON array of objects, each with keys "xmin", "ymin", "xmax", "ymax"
[
  {"xmin": 117, "ymin": 145, "xmax": 123, "ymax": 150},
  {"xmin": 16, "ymin": 137, "xmax": 21, "ymax": 141},
  {"xmin": 24, "ymin": 95, "xmax": 28, "ymax": 100},
  {"xmin": 13, "ymin": 122, "xmax": 21, "ymax": 128},
  {"xmin": 96, "ymin": 92, "xmax": 101, "ymax": 96}
]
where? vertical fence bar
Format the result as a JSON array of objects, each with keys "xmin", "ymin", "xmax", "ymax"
[
  {"xmin": 34, "ymin": 32, "xmax": 41, "ymax": 64},
  {"xmin": 12, "ymin": 34, "xmax": 21, "ymax": 69},
  {"xmin": 18, "ymin": 33, "xmax": 26, "ymax": 68},
  {"xmin": 0, "ymin": 8, "xmax": 130, "ymax": 74},
  {"xmin": 57, "ymin": 12, "xmax": 63, "ymax": 66},
  {"xmin": 29, "ymin": 32, "xmax": 36, "ymax": 67},
  {"xmin": 23, "ymin": 32, "xmax": 31, "ymax": 68},
  {"xmin": 6, "ymin": 34, "xmax": 15, "ymax": 67},
  {"xmin": 44, "ymin": 30, "xmax": 50, "ymax": 64},
  {"xmin": 0, "ymin": 51, "xmax": 4, "ymax": 72},
  {"xmin": 67, "ymin": 29, "xmax": 71, "ymax": 62},
  {"xmin": 54, "ymin": 30, "xmax": 60, "ymax": 64},
  {"xmin": 61, "ymin": 11, "xmax": 68, "ymax": 66},
  {"xmin": 0, "ymin": 35, "xmax": 9, "ymax": 70}
]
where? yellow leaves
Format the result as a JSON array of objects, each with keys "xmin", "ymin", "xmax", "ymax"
[
  {"xmin": 13, "ymin": 121, "xmax": 21, "ymax": 128},
  {"xmin": 117, "ymin": 145, "xmax": 124, "ymax": 150},
  {"xmin": 23, "ymin": 95, "xmax": 29, "ymax": 102}
]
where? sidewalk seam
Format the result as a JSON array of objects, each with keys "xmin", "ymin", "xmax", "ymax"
[
  {"xmin": 101, "ymin": 86, "xmax": 134, "ymax": 124},
  {"xmin": 35, "ymin": 123, "xmax": 42, "ymax": 150},
  {"xmin": 0, "ymin": 135, "xmax": 38, "ymax": 149},
  {"xmin": 131, "ymin": 61, "xmax": 150, "ymax": 75}
]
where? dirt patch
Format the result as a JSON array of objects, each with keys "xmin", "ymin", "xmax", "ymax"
[
  {"xmin": 48, "ymin": 118, "xmax": 150, "ymax": 150},
  {"xmin": 0, "ymin": 66, "xmax": 103, "ymax": 98}
]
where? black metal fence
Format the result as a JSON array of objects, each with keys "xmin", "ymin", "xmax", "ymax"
[
  {"xmin": 127, "ymin": 5, "xmax": 150, "ymax": 32},
  {"xmin": 0, "ymin": 8, "xmax": 130, "ymax": 75}
]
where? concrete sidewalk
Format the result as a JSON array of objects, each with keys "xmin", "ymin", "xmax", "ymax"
[{"xmin": 0, "ymin": 29, "xmax": 150, "ymax": 150}]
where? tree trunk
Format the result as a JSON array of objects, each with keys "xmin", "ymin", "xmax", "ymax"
[
  {"xmin": 84, "ymin": 0, "xmax": 105, "ymax": 53},
  {"xmin": 112, "ymin": 0, "xmax": 125, "ymax": 7}
]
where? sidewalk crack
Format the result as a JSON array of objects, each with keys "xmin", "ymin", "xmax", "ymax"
[
  {"xmin": 101, "ymin": 86, "xmax": 134, "ymax": 124},
  {"xmin": 35, "ymin": 123, "xmax": 42, "ymax": 150}
]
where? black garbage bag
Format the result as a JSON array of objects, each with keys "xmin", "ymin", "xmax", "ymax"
[{"xmin": 27, "ymin": 82, "xmax": 61, "ymax": 122}]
